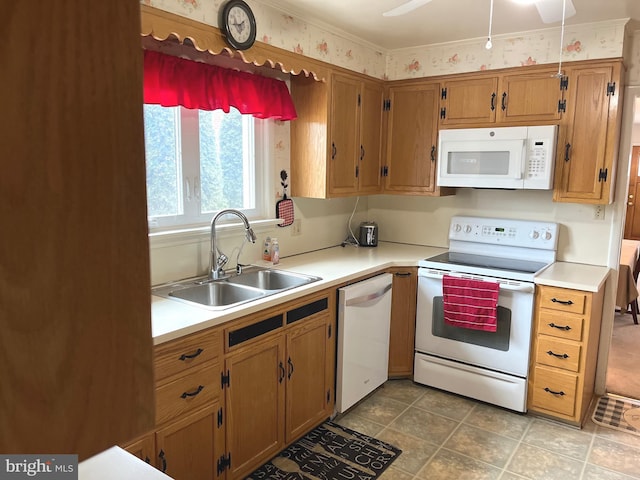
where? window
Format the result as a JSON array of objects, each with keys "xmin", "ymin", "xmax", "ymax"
[{"xmin": 144, "ymin": 104, "xmax": 268, "ymax": 230}]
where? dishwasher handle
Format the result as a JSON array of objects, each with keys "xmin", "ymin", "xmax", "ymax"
[{"xmin": 345, "ymin": 283, "xmax": 392, "ymax": 307}]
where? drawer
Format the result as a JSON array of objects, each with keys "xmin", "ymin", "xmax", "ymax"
[
  {"xmin": 155, "ymin": 329, "xmax": 222, "ymax": 382},
  {"xmin": 538, "ymin": 286, "xmax": 587, "ymax": 315},
  {"xmin": 155, "ymin": 363, "xmax": 219, "ymax": 425},
  {"xmin": 536, "ymin": 337, "xmax": 581, "ymax": 372},
  {"xmin": 536, "ymin": 311, "xmax": 584, "ymax": 342},
  {"xmin": 531, "ymin": 366, "xmax": 578, "ymax": 417}
]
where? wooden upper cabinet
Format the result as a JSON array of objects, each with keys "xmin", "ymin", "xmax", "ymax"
[
  {"xmin": 384, "ymin": 82, "xmax": 445, "ymax": 194},
  {"xmin": 498, "ymin": 69, "xmax": 564, "ymax": 123},
  {"xmin": 329, "ymin": 75, "xmax": 360, "ymax": 195},
  {"xmin": 440, "ymin": 76, "xmax": 498, "ymax": 126},
  {"xmin": 553, "ymin": 61, "xmax": 623, "ymax": 204},
  {"xmin": 290, "ymin": 71, "xmax": 384, "ymax": 198},
  {"xmin": 440, "ymin": 67, "xmax": 564, "ymax": 127}
]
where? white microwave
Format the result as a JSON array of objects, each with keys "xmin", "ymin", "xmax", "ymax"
[{"xmin": 437, "ymin": 125, "xmax": 558, "ymax": 190}]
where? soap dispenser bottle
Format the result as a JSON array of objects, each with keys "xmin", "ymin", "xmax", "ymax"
[{"xmin": 271, "ymin": 238, "xmax": 280, "ymax": 265}]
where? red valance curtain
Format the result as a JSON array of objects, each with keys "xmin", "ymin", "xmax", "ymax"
[{"xmin": 143, "ymin": 50, "xmax": 297, "ymax": 120}]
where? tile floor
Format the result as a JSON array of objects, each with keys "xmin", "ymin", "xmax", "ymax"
[{"xmin": 334, "ymin": 380, "xmax": 640, "ymax": 480}]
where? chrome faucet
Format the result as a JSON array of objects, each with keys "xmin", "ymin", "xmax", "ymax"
[{"xmin": 208, "ymin": 209, "xmax": 257, "ymax": 280}]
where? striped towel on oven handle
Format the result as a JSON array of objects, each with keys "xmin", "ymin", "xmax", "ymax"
[{"xmin": 442, "ymin": 274, "xmax": 500, "ymax": 332}]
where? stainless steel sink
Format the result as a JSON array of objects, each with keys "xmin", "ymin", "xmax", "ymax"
[
  {"xmin": 152, "ymin": 267, "xmax": 321, "ymax": 310},
  {"xmin": 168, "ymin": 281, "xmax": 266, "ymax": 307},
  {"xmin": 226, "ymin": 269, "xmax": 320, "ymax": 291}
]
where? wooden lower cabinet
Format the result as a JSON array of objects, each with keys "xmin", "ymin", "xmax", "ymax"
[
  {"xmin": 528, "ymin": 284, "xmax": 604, "ymax": 426},
  {"xmin": 223, "ymin": 290, "xmax": 335, "ymax": 479},
  {"xmin": 388, "ymin": 267, "xmax": 418, "ymax": 377},
  {"xmin": 225, "ymin": 335, "xmax": 286, "ymax": 479}
]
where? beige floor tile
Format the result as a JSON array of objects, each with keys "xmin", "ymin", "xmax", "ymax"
[
  {"xmin": 348, "ymin": 393, "xmax": 410, "ymax": 426},
  {"xmin": 582, "ymin": 464, "xmax": 640, "ymax": 480},
  {"xmin": 523, "ymin": 418, "xmax": 593, "ymax": 460},
  {"xmin": 506, "ymin": 443, "xmax": 584, "ymax": 479},
  {"xmin": 334, "ymin": 413, "xmax": 385, "ymax": 437},
  {"xmin": 376, "ymin": 379, "xmax": 428, "ymax": 405},
  {"xmin": 378, "ymin": 465, "xmax": 415, "ymax": 480},
  {"xmin": 464, "ymin": 402, "xmax": 532, "ymax": 440},
  {"xmin": 588, "ymin": 437, "xmax": 640, "ymax": 478},
  {"xmin": 389, "ymin": 406, "xmax": 459, "ymax": 445},
  {"xmin": 444, "ymin": 423, "xmax": 518, "ymax": 468},
  {"xmin": 412, "ymin": 387, "xmax": 476, "ymax": 421},
  {"xmin": 417, "ymin": 448, "xmax": 502, "ymax": 480},
  {"xmin": 377, "ymin": 427, "xmax": 439, "ymax": 475}
]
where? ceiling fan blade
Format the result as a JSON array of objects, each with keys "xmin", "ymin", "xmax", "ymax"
[
  {"xmin": 382, "ymin": 0, "xmax": 434, "ymax": 17},
  {"xmin": 534, "ymin": 0, "xmax": 576, "ymax": 24}
]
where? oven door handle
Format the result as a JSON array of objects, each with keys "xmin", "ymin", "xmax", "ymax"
[{"xmin": 419, "ymin": 270, "xmax": 535, "ymax": 293}]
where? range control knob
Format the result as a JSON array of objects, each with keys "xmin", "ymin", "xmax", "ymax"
[
  {"xmin": 464, "ymin": 225, "xmax": 472, "ymax": 233},
  {"xmin": 453, "ymin": 224, "xmax": 462, "ymax": 233},
  {"xmin": 543, "ymin": 231, "xmax": 553, "ymax": 241},
  {"xmin": 529, "ymin": 230, "xmax": 540, "ymax": 239}
]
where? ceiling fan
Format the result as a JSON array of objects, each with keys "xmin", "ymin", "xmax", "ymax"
[{"xmin": 382, "ymin": 0, "xmax": 576, "ymax": 24}]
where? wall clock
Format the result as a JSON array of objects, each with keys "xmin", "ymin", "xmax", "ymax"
[{"xmin": 220, "ymin": 0, "xmax": 257, "ymax": 51}]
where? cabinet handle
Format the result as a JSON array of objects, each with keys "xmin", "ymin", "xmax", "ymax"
[
  {"xmin": 158, "ymin": 450, "xmax": 167, "ymax": 473},
  {"xmin": 490, "ymin": 92, "xmax": 496, "ymax": 111},
  {"xmin": 331, "ymin": 142, "xmax": 337, "ymax": 160},
  {"xmin": 551, "ymin": 298, "xmax": 573, "ymax": 306},
  {"xmin": 546, "ymin": 350, "xmax": 569, "ymax": 359},
  {"xmin": 180, "ymin": 385, "xmax": 204, "ymax": 398},
  {"xmin": 394, "ymin": 272, "xmax": 412, "ymax": 277},
  {"xmin": 360, "ymin": 145, "xmax": 365, "ymax": 161},
  {"xmin": 288, "ymin": 357, "xmax": 294, "ymax": 379},
  {"xmin": 564, "ymin": 143, "xmax": 571, "ymax": 162},
  {"xmin": 501, "ymin": 92, "xmax": 507, "ymax": 111},
  {"xmin": 279, "ymin": 361, "xmax": 285, "ymax": 383},
  {"xmin": 178, "ymin": 348, "xmax": 203, "ymax": 361},
  {"xmin": 544, "ymin": 387, "xmax": 566, "ymax": 396},
  {"xmin": 144, "ymin": 456, "xmax": 150, "ymax": 464},
  {"xmin": 430, "ymin": 145, "xmax": 436, "ymax": 162},
  {"xmin": 548, "ymin": 322, "xmax": 571, "ymax": 331}
]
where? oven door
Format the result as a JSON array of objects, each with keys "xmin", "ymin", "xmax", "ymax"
[{"xmin": 415, "ymin": 268, "xmax": 535, "ymax": 377}]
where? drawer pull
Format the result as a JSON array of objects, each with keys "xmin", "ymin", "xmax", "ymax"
[
  {"xmin": 544, "ymin": 387, "xmax": 566, "ymax": 396},
  {"xmin": 548, "ymin": 323, "xmax": 571, "ymax": 331},
  {"xmin": 180, "ymin": 385, "xmax": 204, "ymax": 399},
  {"xmin": 178, "ymin": 348, "xmax": 204, "ymax": 361},
  {"xmin": 394, "ymin": 272, "xmax": 412, "ymax": 277},
  {"xmin": 546, "ymin": 350, "xmax": 569, "ymax": 359},
  {"xmin": 551, "ymin": 298, "xmax": 573, "ymax": 306},
  {"xmin": 288, "ymin": 357, "xmax": 294, "ymax": 380},
  {"xmin": 159, "ymin": 450, "xmax": 167, "ymax": 473}
]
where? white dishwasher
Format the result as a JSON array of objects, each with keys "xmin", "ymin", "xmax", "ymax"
[{"xmin": 336, "ymin": 273, "xmax": 393, "ymax": 413}]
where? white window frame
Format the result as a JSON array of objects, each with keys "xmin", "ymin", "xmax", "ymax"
[{"xmin": 145, "ymin": 106, "xmax": 273, "ymax": 234}]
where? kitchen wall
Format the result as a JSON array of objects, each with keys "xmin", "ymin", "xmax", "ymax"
[{"xmin": 144, "ymin": 0, "xmax": 639, "ymax": 286}]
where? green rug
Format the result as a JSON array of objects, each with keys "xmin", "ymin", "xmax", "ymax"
[{"xmin": 246, "ymin": 421, "xmax": 402, "ymax": 479}]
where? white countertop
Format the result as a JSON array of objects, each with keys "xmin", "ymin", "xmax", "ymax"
[
  {"xmin": 151, "ymin": 242, "xmax": 612, "ymax": 344},
  {"xmin": 79, "ymin": 447, "xmax": 173, "ymax": 479},
  {"xmin": 151, "ymin": 242, "xmax": 446, "ymax": 344},
  {"xmin": 534, "ymin": 261, "xmax": 611, "ymax": 292}
]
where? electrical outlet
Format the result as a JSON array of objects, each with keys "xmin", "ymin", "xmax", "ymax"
[
  {"xmin": 594, "ymin": 205, "xmax": 605, "ymax": 220},
  {"xmin": 291, "ymin": 219, "xmax": 302, "ymax": 236}
]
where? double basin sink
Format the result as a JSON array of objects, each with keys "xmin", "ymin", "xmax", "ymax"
[{"xmin": 152, "ymin": 267, "xmax": 322, "ymax": 310}]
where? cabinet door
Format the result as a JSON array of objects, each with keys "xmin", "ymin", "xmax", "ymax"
[
  {"xmin": 554, "ymin": 63, "xmax": 622, "ymax": 204},
  {"xmin": 440, "ymin": 77, "xmax": 498, "ymax": 125},
  {"xmin": 358, "ymin": 81, "xmax": 384, "ymax": 194},
  {"xmin": 155, "ymin": 404, "xmax": 222, "ymax": 480},
  {"xmin": 285, "ymin": 316, "xmax": 330, "ymax": 443},
  {"xmin": 388, "ymin": 268, "xmax": 418, "ymax": 378},
  {"xmin": 385, "ymin": 83, "xmax": 440, "ymax": 193},
  {"xmin": 123, "ymin": 432, "xmax": 155, "ymax": 465},
  {"xmin": 329, "ymin": 74, "xmax": 360, "ymax": 195},
  {"xmin": 225, "ymin": 335, "xmax": 285, "ymax": 479},
  {"xmin": 497, "ymin": 69, "xmax": 564, "ymax": 123}
]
